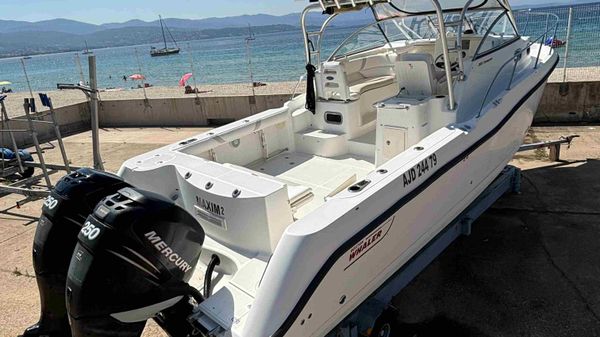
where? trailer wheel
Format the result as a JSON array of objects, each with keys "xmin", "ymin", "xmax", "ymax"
[
  {"xmin": 371, "ymin": 309, "xmax": 400, "ymax": 337},
  {"xmin": 20, "ymin": 167, "xmax": 34, "ymax": 179}
]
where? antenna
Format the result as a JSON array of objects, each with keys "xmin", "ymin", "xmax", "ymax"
[
  {"xmin": 134, "ymin": 48, "xmax": 149, "ymax": 102},
  {"xmin": 20, "ymin": 58, "xmax": 34, "ymax": 101},
  {"xmin": 188, "ymin": 43, "xmax": 200, "ymax": 100}
]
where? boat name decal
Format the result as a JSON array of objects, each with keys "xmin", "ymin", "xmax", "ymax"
[
  {"xmin": 144, "ymin": 231, "xmax": 193, "ymax": 273},
  {"xmin": 345, "ymin": 217, "xmax": 394, "ymax": 270},
  {"xmin": 403, "ymin": 154, "xmax": 438, "ymax": 188},
  {"xmin": 195, "ymin": 196, "xmax": 225, "ymax": 217}
]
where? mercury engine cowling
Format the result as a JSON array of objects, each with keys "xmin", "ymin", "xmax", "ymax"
[
  {"xmin": 23, "ymin": 168, "xmax": 130, "ymax": 337},
  {"xmin": 66, "ymin": 187, "xmax": 205, "ymax": 337}
]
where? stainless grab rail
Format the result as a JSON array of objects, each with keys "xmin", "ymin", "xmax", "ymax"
[{"xmin": 477, "ymin": 12, "xmax": 558, "ymax": 118}]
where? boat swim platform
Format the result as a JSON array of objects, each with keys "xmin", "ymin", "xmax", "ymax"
[{"xmin": 1, "ymin": 126, "xmax": 600, "ymax": 336}]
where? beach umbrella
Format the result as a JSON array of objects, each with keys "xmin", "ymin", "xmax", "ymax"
[
  {"xmin": 129, "ymin": 74, "xmax": 145, "ymax": 80},
  {"xmin": 0, "ymin": 81, "xmax": 12, "ymax": 86},
  {"xmin": 179, "ymin": 73, "xmax": 193, "ymax": 87}
]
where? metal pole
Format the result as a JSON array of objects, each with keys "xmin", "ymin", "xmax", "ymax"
[
  {"xmin": 187, "ymin": 43, "xmax": 200, "ymax": 100},
  {"xmin": 46, "ymin": 97, "xmax": 71, "ymax": 173},
  {"xmin": 88, "ymin": 55, "xmax": 104, "ymax": 171},
  {"xmin": 20, "ymin": 58, "xmax": 35, "ymax": 100},
  {"xmin": 301, "ymin": 4, "xmax": 321, "ymax": 64},
  {"xmin": 432, "ymin": 0, "xmax": 456, "ymax": 110},
  {"xmin": 23, "ymin": 99, "xmax": 52, "ymax": 188},
  {"xmin": 561, "ymin": 7, "xmax": 573, "ymax": 83},
  {"xmin": 245, "ymin": 25, "xmax": 257, "ymax": 99},
  {"xmin": 134, "ymin": 48, "xmax": 149, "ymax": 102}
]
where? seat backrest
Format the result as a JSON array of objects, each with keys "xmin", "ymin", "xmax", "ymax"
[
  {"xmin": 317, "ymin": 61, "xmax": 351, "ymax": 101},
  {"xmin": 395, "ymin": 53, "xmax": 436, "ymax": 97}
]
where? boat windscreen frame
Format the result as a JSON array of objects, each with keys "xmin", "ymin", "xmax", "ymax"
[
  {"xmin": 382, "ymin": 0, "xmax": 504, "ymax": 16},
  {"xmin": 471, "ymin": 9, "xmax": 521, "ymax": 60}
]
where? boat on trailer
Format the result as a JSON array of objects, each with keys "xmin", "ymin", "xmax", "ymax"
[{"xmin": 23, "ymin": 0, "xmax": 558, "ymax": 337}]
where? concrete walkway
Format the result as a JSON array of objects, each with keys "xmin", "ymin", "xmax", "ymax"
[
  {"xmin": 1, "ymin": 126, "xmax": 599, "ymax": 337},
  {"xmin": 393, "ymin": 126, "xmax": 600, "ymax": 336}
]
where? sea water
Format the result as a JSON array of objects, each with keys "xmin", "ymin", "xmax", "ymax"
[{"xmin": 0, "ymin": 4, "xmax": 597, "ymax": 92}]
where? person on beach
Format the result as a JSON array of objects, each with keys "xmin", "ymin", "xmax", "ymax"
[{"xmin": 123, "ymin": 75, "xmax": 127, "ymax": 82}]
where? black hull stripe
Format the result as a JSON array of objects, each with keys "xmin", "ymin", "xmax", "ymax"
[{"xmin": 273, "ymin": 56, "xmax": 559, "ymax": 337}]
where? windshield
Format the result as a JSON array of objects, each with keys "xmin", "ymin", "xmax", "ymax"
[
  {"xmin": 329, "ymin": 9, "xmax": 509, "ymax": 60},
  {"xmin": 330, "ymin": 15, "xmax": 438, "ymax": 60}
]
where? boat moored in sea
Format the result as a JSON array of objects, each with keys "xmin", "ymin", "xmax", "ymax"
[
  {"xmin": 23, "ymin": 0, "xmax": 558, "ymax": 336},
  {"xmin": 150, "ymin": 15, "xmax": 180, "ymax": 57}
]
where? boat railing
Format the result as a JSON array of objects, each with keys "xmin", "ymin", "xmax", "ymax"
[
  {"xmin": 301, "ymin": 4, "xmax": 339, "ymax": 66},
  {"xmin": 291, "ymin": 74, "xmax": 307, "ymax": 100},
  {"xmin": 477, "ymin": 12, "xmax": 558, "ymax": 118},
  {"xmin": 517, "ymin": 10, "xmax": 560, "ymax": 38}
]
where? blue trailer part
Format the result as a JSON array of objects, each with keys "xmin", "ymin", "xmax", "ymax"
[{"xmin": 330, "ymin": 165, "xmax": 521, "ymax": 337}]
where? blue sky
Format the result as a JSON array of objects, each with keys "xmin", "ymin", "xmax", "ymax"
[
  {"xmin": 0, "ymin": 0, "xmax": 308, "ymax": 24},
  {"xmin": 1, "ymin": 0, "xmax": 565, "ymax": 24}
]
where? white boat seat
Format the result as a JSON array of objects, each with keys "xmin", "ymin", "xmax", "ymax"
[
  {"xmin": 395, "ymin": 53, "xmax": 437, "ymax": 97},
  {"xmin": 348, "ymin": 75, "xmax": 396, "ymax": 99},
  {"xmin": 318, "ymin": 54, "xmax": 395, "ymax": 101}
]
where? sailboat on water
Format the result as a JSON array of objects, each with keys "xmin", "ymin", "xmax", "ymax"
[
  {"xmin": 151, "ymin": 15, "xmax": 180, "ymax": 57},
  {"xmin": 82, "ymin": 41, "xmax": 93, "ymax": 55}
]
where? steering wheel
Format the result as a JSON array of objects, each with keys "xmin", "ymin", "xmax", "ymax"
[{"xmin": 434, "ymin": 53, "xmax": 459, "ymax": 71}]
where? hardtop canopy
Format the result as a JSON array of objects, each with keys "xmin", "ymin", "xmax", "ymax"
[{"xmin": 309, "ymin": 0, "xmax": 511, "ymax": 17}]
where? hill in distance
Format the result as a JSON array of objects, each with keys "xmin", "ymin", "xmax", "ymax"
[{"xmin": 0, "ymin": 10, "xmax": 374, "ymax": 58}]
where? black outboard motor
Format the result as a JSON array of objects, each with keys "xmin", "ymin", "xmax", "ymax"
[
  {"xmin": 23, "ymin": 168, "xmax": 130, "ymax": 337},
  {"xmin": 66, "ymin": 187, "xmax": 205, "ymax": 337}
]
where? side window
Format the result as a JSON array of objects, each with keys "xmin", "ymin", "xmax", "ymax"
[
  {"xmin": 333, "ymin": 25, "xmax": 387, "ymax": 59},
  {"xmin": 476, "ymin": 12, "xmax": 518, "ymax": 57}
]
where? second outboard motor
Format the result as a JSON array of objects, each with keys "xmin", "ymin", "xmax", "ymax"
[
  {"xmin": 23, "ymin": 168, "xmax": 130, "ymax": 337},
  {"xmin": 66, "ymin": 187, "xmax": 205, "ymax": 337}
]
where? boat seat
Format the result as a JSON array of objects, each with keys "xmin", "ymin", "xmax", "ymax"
[
  {"xmin": 395, "ymin": 53, "xmax": 437, "ymax": 97},
  {"xmin": 318, "ymin": 54, "xmax": 395, "ymax": 101},
  {"xmin": 348, "ymin": 75, "xmax": 396, "ymax": 100},
  {"xmin": 223, "ymin": 163, "xmax": 314, "ymax": 212}
]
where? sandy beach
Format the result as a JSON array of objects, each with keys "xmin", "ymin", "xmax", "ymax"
[{"xmin": 1, "ymin": 81, "xmax": 304, "ymax": 117}]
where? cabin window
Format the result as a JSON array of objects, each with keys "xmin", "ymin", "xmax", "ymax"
[{"xmin": 474, "ymin": 11, "xmax": 519, "ymax": 58}]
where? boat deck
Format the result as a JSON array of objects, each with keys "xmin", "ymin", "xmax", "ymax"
[{"xmin": 247, "ymin": 151, "xmax": 375, "ymax": 218}]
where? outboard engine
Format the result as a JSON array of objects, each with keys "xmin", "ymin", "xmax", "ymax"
[
  {"xmin": 23, "ymin": 168, "xmax": 130, "ymax": 337},
  {"xmin": 66, "ymin": 187, "xmax": 205, "ymax": 337}
]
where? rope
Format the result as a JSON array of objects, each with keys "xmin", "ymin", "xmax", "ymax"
[{"xmin": 305, "ymin": 64, "xmax": 317, "ymax": 114}]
